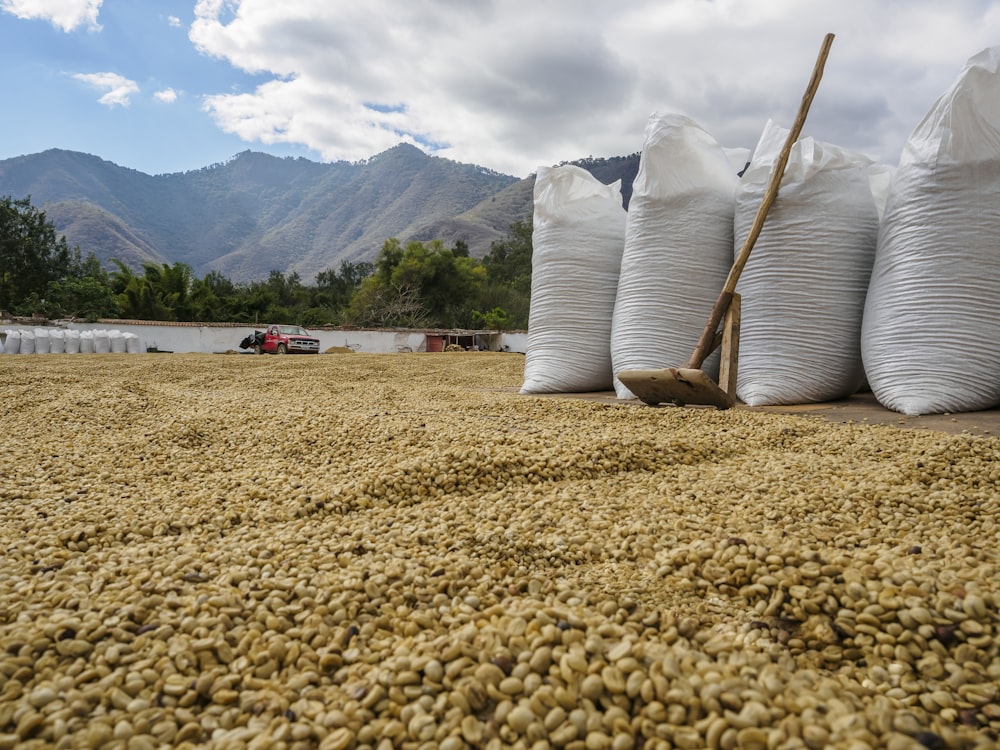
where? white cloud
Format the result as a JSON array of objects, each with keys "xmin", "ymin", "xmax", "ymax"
[
  {"xmin": 188, "ymin": 0, "xmax": 1000, "ymax": 176},
  {"xmin": 167, "ymin": 15, "xmax": 181, "ymax": 28},
  {"xmin": 155, "ymin": 88, "xmax": 178, "ymax": 103},
  {"xmin": 1, "ymin": 0, "xmax": 101, "ymax": 32},
  {"xmin": 73, "ymin": 71, "xmax": 139, "ymax": 107}
]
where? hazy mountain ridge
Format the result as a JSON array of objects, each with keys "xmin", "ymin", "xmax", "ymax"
[{"xmin": 0, "ymin": 145, "xmax": 640, "ymax": 282}]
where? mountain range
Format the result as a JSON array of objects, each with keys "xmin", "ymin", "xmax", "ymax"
[{"xmin": 0, "ymin": 145, "xmax": 639, "ymax": 282}]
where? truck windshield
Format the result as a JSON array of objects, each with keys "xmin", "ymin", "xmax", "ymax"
[{"xmin": 279, "ymin": 326, "xmax": 308, "ymax": 335}]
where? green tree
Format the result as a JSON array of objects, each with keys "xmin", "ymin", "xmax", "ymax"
[
  {"xmin": 314, "ymin": 259, "xmax": 373, "ymax": 320},
  {"xmin": 239, "ymin": 278, "xmax": 278, "ymax": 324},
  {"xmin": 347, "ymin": 279, "xmax": 431, "ymax": 329},
  {"xmin": 153, "ymin": 262, "xmax": 194, "ymax": 320},
  {"xmin": 110, "ymin": 261, "xmax": 193, "ymax": 321},
  {"xmin": 374, "ymin": 238, "xmax": 405, "ymax": 280},
  {"xmin": 476, "ymin": 220, "xmax": 533, "ymax": 328},
  {"xmin": 360, "ymin": 239, "xmax": 486, "ymax": 328},
  {"xmin": 188, "ymin": 270, "xmax": 238, "ymax": 322},
  {"xmin": 45, "ymin": 252, "xmax": 119, "ymax": 320},
  {"xmin": 0, "ymin": 195, "xmax": 76, "ymax": 314},
  {"xmin": 472, "ymin": 306, "xmax": 511, "ymax": 332},
  {"xmin": 483, "ymin": 219, "xmax": 532, "ymax": 293},
  {"xmin": 110, "ymin": 260, "xmax": 166, "ymax": 320}
]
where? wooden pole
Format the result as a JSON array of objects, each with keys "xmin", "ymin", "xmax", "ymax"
[{"xmin": 686, "ymin": 32, "xmax": 835, "ymax": 370}]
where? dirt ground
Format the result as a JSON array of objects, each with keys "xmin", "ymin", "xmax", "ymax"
[{"xmin": 531, "ymin": 389, "xmax": 1000, "ymax": 437}]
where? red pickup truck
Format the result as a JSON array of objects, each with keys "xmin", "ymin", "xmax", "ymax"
[{"xmin": 243, "ymin": 325, "xmax": 320, "ymax": 355}]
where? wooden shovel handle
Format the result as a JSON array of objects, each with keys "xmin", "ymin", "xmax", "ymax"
[{"xmin": 687, "ymin": 32, "xmax": 835, "ymax": 370}]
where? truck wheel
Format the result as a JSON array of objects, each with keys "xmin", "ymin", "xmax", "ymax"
[
  {"xmin": 277, "ymin": 344, "xmax": 287, "ymax": 355},
  {"xmin": 254, "ymin": 344, "xmax": 262, "ymax": 355}
]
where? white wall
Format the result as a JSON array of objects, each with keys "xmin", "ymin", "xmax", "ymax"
[
  {"xmin": 501, "ymin": 332, "xmax": 527, "ymax": 354},
  {"xmin": 1, "ymin": 323, "xmax": 526, "ymax": 354}
]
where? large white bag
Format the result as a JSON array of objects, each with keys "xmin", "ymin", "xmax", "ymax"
[
  {"xmin": 49, "ymin": 329, "xmax": 65, "ymax": 354},
  {"xmin": 19, "ymin": 330, "xmax": 35, "ymax": 355},
  {"xmin": 93, "ymin": 329, "xmax": 111, "ymax": 354},
  {"xmin": 611, "ymin": 113, "xmax": 738, "ymax": 399},
  {"xmin": 521, "ymin": 165, "xmax": 626, "ymax": 394},
  {"xmin": 79, "ymin": 330, "xmax": 95, "ymax": 354},
  {"xmin": 734, "ymin": 121, "xmax": 880, "ymax": 406},
  {"xmin": 109, "ymin": 329, "xmax": 126, "ymax": 353},
  {"xmin": 64, "ymin": 329, "xmax": 81, "ymax": 354},
  {"xmin": 862, "ymin": 47, "xmax": 1000, "ymax": 415},
  {"xmin": 4, "ymin": 331, "xmax": 20, "ymax": 355},
  {"xmin": 123, "ymin": 332, "xmax": 141, "ymax": 354},
  {"xmin": 34, "ymin": 328, "xmax": 50, "ymax": 354}
]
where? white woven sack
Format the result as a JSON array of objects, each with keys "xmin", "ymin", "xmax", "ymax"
[
  {"xmin": 79, "ymin": 330, "xmax": 95, "ymax": 354},
  {"xmin": 521, "ymin": 165, "xmax": 626, "ymax": 394},
  {"xmin": 862, "ymin": 46, "xmax": 1000, "ymax": 415},
  {"xmin": 4, "ymin": 331, "xmax": 20, "ymax": 354},
  {"xmin": 734, "ymin": 120, "xmax": 879, "ymax": 406},
  {"xmin": 64, "ymin": 330, "xmax": 80, "ymax": 354},
  {"xmin": 109, "ymin": 329, "xmax": 127, "ymax": 353},
  {"xmin": 49, "ymin": 329, "xmax": 65, "ymax": 354},
  {"xmin": 34, "ymin": 328, "xmax": 51, "ymax": 354},
  {"xmin": 93, "ymin": 329, "xmax": 111, "ymax": 354},
  {"xmin": 611, "ymin": 113, "xmax": 738, "ymax": 398},
  {"xmin": 19, "ymin": 330, "xmax": 35, "ymax": 355}
]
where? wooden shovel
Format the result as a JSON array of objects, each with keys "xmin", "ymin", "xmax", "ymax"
[{"xmin": 618, "ymin": 32, "xmax": 835, "ymax": 409}]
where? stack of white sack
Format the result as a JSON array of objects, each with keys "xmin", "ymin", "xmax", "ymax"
[
  {"xmin": 520, "ymin": 165, "xmax": 627, "ymax": 394},
  {"xmin": 862, "ymin": 46, "xmax": 1000, "ymax": 415},
  {"xmin": 611, "ymin": 113, "xmax": 739, "ymax": 399},
  {"xmin": 0, "ymin": 328, "xmax": 142, "ymax": 354}
]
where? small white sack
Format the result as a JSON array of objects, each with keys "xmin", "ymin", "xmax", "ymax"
[
  {"xmin": 521, "ymin": 165, "xmax": 626, "ymax": 394},
  {"xmin": 19, "ymin": 330, "xmax": 35, "ymax": 355},
  {"xmin": 33, "ymin": 328, "xmax": 50, "ymax": 355},
  {"xmin": 734, "ymin": 121, "xmax": 880, "ymax": 406},
  {"xmin": 862, "ymin": 46, "xmax": 1000, "ymax": 415},
  {"xmin": 109, "ymin": 329, "xmax": 127, "ymax": 354},
  {"xmin": 64, "ymin": 329, "xmax": 81, "ymax": 354},
  {"xmin": 93, "ymin": 329, "xmax": 111, "ymax": 354},
  {"xmin": 123, "ymin": 332, "xmax": 141, "ymax": 354},
  {"xmin": 49, "ymin": 329, "xmax": 65, "ymax": 354},
  {"xmin": 1, "ymin": 331, "xmax": 17, "ymax": 355},
  {"xmin": 79, "ymin": 330, "xmax": 95, "ymax": 354},
  {"xmin": 611, "ymin": 113, "xmax": 738, "ymax": 398}
]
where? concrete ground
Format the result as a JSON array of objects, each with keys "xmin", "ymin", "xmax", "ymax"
[{"xmin": 531, "ymin": 389, "xmax": 1000, "ymax": 437}]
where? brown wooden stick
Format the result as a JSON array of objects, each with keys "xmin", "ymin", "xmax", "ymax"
[
  {"xmin": 718, "ymin": 292, "xmax": 742, "ymax": 399},
  {"xmin": 687, "ymin": 32, "xmax": 835, "ymax": 369}
]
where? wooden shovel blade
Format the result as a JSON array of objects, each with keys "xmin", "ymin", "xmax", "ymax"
[{"xmin": 617, "ymin": 368, "xmax": 736, "ymax": 410}]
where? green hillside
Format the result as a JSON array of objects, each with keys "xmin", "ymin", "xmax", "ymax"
[{"xmin": 0, "ymin": 145, "xmax": 640, "ymax": 282}]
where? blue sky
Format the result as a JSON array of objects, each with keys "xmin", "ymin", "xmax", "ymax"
[
  {"xmin": 0, "ymin": 1, "xmax": 321, "ymax": 174},
  {"xmin": 2, "ymin": 1, "xmax": 1000, "ymax": 177}
]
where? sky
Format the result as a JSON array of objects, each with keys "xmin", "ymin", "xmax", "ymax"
[{"xmin": 1, "ymin": 0, "xmax": 999, "ymax": 178}]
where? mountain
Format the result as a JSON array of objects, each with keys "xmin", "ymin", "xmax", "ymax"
[{"xmin": 0, "ymin": 145, "xmax": 640, "ymax": 282}]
